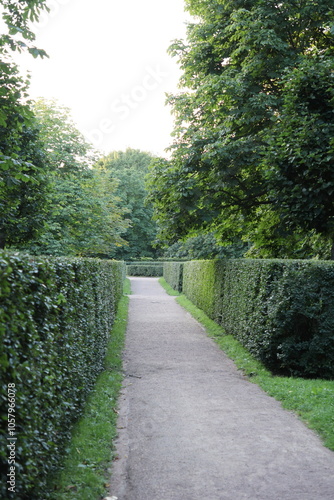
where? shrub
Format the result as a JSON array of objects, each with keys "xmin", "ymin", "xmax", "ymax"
[
  {"xmin": 182, "ymin": 260, "xmax": 225, "ymax": 321},
  {"xmin": 0, "ymin": 251, "xmax": 125, "ymax": 499},
  {"xmin": 126, "ymin": 262, "xmax": 163, "ymax": 276},
  {"xmin": 163, "ymin": 262, "xmax": 184, "ymax": 292},
  {"xmin": 182, "ymin": 259, "xmax": 334, "ymax": 379}
]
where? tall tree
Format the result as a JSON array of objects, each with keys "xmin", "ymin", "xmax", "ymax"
[
  {"xmin": 0, "ymin": 0, "xmax": 48, "ymax": 58},
  {"xmin": 24, "ymin": 99, "xmax": 130, "ymax": 256},
  {"xmin": 33, "ymin": 98, "xmax": 97, "ymax": 173},
  {"xmin": 147, "ymin": 0, "xmax": 334, "ymax": 257},
  {"xmin": 0, "ymin": 0, "xmax": 49, "ymax": 248},
  {"xmin": 96, "ymin": 148, "xmax": 159, "ymax": 259}
]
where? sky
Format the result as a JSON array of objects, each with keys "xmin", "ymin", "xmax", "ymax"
[{"xmin": 13, "ymin": 0, "xmax": 192, "ymax": 157}]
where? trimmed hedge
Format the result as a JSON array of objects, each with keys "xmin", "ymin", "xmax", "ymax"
[
  {"xmin": 163, "ymin": 262, "xmax": 184, "ymax": 292},
  {"xmin": 126, "ymin": 262, "xmax": 163, "ymax": 276},
  {"xmin": 180, "ymin": 259, "xmax": 334, "ymax": 379},
  {"xmin": 182, "ymin": 260, "xmax": 225, "ymax": 320},
  {"xmin": 0, "ymin": 251, "xmax": 125, "ymax": 499}
]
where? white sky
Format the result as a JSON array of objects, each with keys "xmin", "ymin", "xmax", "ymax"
[{"xmin": 12, "ymin": 0, "xmax": 191, "ymax": 157}]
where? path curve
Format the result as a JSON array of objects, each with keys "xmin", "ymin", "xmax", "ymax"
[{"xmin": 109, "ymin": 277, "xmax": 334, "ymax": 500}]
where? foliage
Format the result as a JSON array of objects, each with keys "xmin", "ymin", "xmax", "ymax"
[
  {"xmin": 182, "ymin": 260, "xmax": 225, "ymax": 321},
  {"xmin": 97, "ymin": 148, "xmax": 159, "ymax": 259},
  {"xmin": 178, "ymin": 259, "xmax": 334, "ymax": 379},
  {"xmin": 126, "ymin": 262, "xmax": 163, "ymax": 277},
  {"xmin": 0, "ymin": 3, "xmax": 50, "ymax": 248},
  {"xmin": 244, "ymin": 212, "xmax": 333, "ymax": 259},
  {"xmin": 47, "ymin": 285, "xmax": 129, "ymax": 500},
  {"xmin": 33, "ymin": 98, "xmax": 97, "ymax": 173},
  {"xmin": 21, "ymin": 99, "xmax": 130, "ymax": 256},
  {"xmin": 0, "ymin": 111, "xmax": 50, "ymax": 248},
  {"xmin": 263, "ymin": 56, "xmax": 334, "ymax": 251},
  {"xmin": 147, "ymin": 0, "xmax": 334, "ymax": 258},
  {"xmin": 163, "ymin": 261, "xmax": 184, "ymax": 292},
  {"xmin": 25, "ymin": 168, "xmax": 130, "ymax": 257},
  {"xmin": 163, "ymin": 232, "xmax": 248, "ymax": 259},
  {"xmin": 0, "ymin": 0, "xmax": 48, "ymax": 58},
  {"xmin": 0, "ymin": 250, "xmax": 125, "ymax": 499},
  {"xmin": 158, "ymin": 277, "xmax": 181, "ymax": 296}
]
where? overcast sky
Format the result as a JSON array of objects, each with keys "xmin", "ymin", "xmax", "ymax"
[{"xmin": 14, "ymin": 0, "xmax": 192, "ymax": 157}]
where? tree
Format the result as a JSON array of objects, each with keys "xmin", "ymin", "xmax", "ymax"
[
  {"xmin": 96, "ymin": 148, "xmax": 159, "ymax": 259},
  {"xmin": 0, "ymin": 0, "xmax": 49, "ymax": 248},
  {"xmin": 0, "ymin": 0, "xmax": 48, "ymax": 58},
  {"xmin": 33, "ymin": 98, "xmax": 97, "ymax": 173},
  {"xmin": 26, "ymin": 169, "xmax": 130, "ymax": 256},
  {"xmin": 163, "ymin": 232, "xmax": 248, "ymax": 260},
  {"xmin": 0, "ymin": 115, "xmax": 50, "ymax": 248},
  {"xmin": 147, "ymin": 0, "xmax": 334, "ymax": 257},
  {"xmin": 264, "ymin": 56, "xmax": 334, "ymax": 257},
  {"xmin": 24, "ymin": 99, "xmax": 130, "ymax": 257}
]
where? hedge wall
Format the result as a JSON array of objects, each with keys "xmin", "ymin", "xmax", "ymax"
[
  {"xmin": 163, "ymin": 262, "xmax": 184, "ymax": 293},
  {"xmin": 126, "ymin": 262, "xmax": 163, "ymax": 277},
  {"xmin": 0, "ymin": 251, "xmax": 125, "ymax": 499},
  {"xmin": 180, "ymin": 259, "xmax": 334, "ymax": 379},
  {"xmin": 182, "ymin": 260, "xmax": 225, "ymax": 321}
]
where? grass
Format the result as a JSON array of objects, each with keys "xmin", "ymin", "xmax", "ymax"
[
  {"xmin": 47, "ymin": 279, "xmax": 130, "ymax": 500},
  {"xmin": 159, "ymin": 277, "xmax": 334, "ymax": 452},
  {"xmin": 157, "ymin": 277, "xmax": 180, "ymax": 296}
]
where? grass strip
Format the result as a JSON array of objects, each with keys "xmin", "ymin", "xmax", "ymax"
[
  {"xmin": 159, "ymin": 278, "xmax": 334, "ymax": 452},
  {"xmin": 158, "ymin": 277, "xmax": 180, "ymax": 296},
  {"xmin": 48, "ymin": 279, "xmax": 130, "ymax": 500}
]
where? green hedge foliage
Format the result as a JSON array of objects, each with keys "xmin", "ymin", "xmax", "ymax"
[
  {"xmin": 182, "ymin": 260, "xmax": 225, "ymax": 321},
  {"xmin": 0, "ymin": 251, "xmax": 125, "ymax": 499},
  {"xmin": 181, "ymin": 259, "xmax": 334, "ymax": 379},
  {"xmin": 163, "ymin": 262, "xmax": 184, "ymax": 292},
  {"xmin": 126, "ymin": 262, "xmax": 163, "ymax": 276}
]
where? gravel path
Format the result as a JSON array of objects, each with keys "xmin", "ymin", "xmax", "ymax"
[{"xmin": 108, "ymin": 277, "xmax": 334, "ymax": 500}]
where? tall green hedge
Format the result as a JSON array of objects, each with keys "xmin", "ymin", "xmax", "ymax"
[
  {"xmin": 181, "ymin": 259, "xmax": 334, "ymax": 379},
  {"xmin": 0, "ymin": 251, "xmax": 125, "ymax": 499},
  {"xmin": 182, "ymin": 260, "xmax": 225, "ymax": 321},
  {"xmin": 163, "ymin": 262, "xmax": 184, "ymax": 292},
  {"xmin": 126, "ymin": 262, "xmax": 163, "ymax": 276}
]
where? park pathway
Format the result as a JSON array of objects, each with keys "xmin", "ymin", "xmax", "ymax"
[{"xmin": 109, "ymin": 277, "xmax": 334, "ymax": 500}]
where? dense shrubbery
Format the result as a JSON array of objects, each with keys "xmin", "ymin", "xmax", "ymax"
[
  {"xmin": 166, "ymin": 259, "xmax": 334, "ymax": 379},
  {"xmin": 163, "ymin": 233, "xmax": 248, "ymax": 260},
  {"xmin": 0, "ymin": 251, "xmax": 125, "ymax": 499},
  {"xmin": 126, "ymin": 262, "xmax": 163, "ymax": 277},
  {"xmin": 182, "ymin": 260, "xmax": 225, "ymax": 320},
  {"xmin": 163, "ymin": 262, "xmax": 184, "ymax": 293}
]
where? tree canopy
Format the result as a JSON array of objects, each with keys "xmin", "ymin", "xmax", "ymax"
[
  {"xmin": 147, "ymin": 0, "xmax": 334, "ymax": 258},
  {"xmin": 22, "ymin": 99, "xmax": 130, "ymax": 257},
  {"xmin": 96, "ymin": 148, "xmax": 159, "ymax": 259},
  {"xmin": 0, "ymin": 0, "xmax": 49, "ymax": 248}
]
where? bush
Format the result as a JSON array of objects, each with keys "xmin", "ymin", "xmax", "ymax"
[
  {"xmin": 126, "ymin": 262, "xmax": 163, "ymax": 276},
  {"xmin": 182, "ymin": 259, "xmax": 334, "ymax": 379},
  {"xmin": 182, "ymin": 260, "xmax": 225, "ymax": 321},
  {"xmin": 0, "ymin": 251, "xmax": 125, "ymax": 499},
  {"xmin": 163, "ymin": 262, "xmax": 184, "ymax": 292}
]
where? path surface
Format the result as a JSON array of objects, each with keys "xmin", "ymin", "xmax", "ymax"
[{"xmin": 109, "ymin": 277, "xmax": 334, "ymax": 500}]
